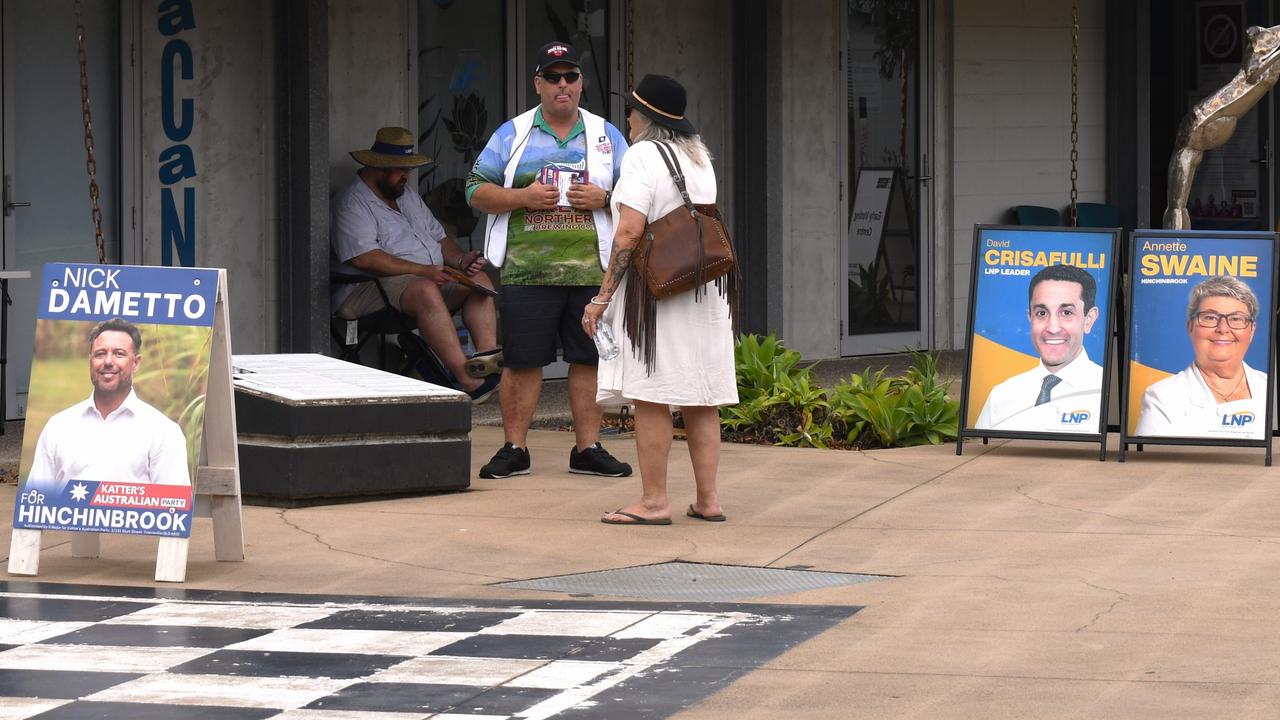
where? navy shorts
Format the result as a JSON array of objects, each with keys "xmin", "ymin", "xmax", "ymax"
[{"xmin": 499, "ymin": 285, "xmax": 599, "ymax": 368}]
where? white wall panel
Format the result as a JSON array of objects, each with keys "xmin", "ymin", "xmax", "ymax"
[
  {"xmin": 949, "ymin": 0, "xmax": 1106, "ymax": 347},
  {"xmin": 139, "ymin": 0, "xmax": 276, "ymax": 353}
]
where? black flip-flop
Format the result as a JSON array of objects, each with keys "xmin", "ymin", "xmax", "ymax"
[
  {"xmin": 686, "ymin": 504, "xmax": 727, "ymax": 522},
  {"xmin": 602, "ymin": 510, "xmax": 672, "ymax": 525}
]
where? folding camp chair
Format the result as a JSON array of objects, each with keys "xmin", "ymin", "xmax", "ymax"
[{"xmin": 329, "ymin": 274, "xmax": 452, "ymax": 386}]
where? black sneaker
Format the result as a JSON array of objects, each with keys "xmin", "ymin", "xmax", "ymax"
[
  {"xmin": 466, "ymin": 374, "xmax": 501, "ymax": 404},
  {"xmin": 569, "ymin": 443, "xmax": 632, "ymax": 477},
  {"xmin": 480, "ymin": 442, "xmax": 530, "ymax": 479}
]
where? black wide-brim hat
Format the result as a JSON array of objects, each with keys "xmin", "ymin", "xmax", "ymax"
[{"xmin": 621, "ymin": 74, "xmax": 696, "ymax": 135}]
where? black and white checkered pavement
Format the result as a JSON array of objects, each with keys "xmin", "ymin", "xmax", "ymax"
[{"xmin": 0, "ymin": 582, "xmax": 857, "ymax": 719}]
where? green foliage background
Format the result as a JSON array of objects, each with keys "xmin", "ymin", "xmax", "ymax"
[
  {"xmin": 20, "ymin": 319, "xmax": 213, "ymax": 481},
  {"xmin": 720, "ymin": 334, "xmax": 959, "ymax": 450}
]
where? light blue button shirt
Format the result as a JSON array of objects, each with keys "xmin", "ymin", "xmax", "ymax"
[{"xmin": 330, "ymin": 175, "xmax": 447, "ymax": 307}]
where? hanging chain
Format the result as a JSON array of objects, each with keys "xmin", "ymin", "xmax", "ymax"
[
  {"xmin": 74, "ymin": 0, "xmax": 106, "ymax": 264},
  {"xmin": 1068, "ymin": 1, "xmax": 1080, "ymax": 226},
  {"xmin": 625, "ymin": 0, "xmax": 634, "ymax": 90}
]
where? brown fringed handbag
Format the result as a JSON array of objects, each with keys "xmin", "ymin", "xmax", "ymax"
[{"xmin": 623, "ymin": 141, "xmax": 739, "ymax": 371}]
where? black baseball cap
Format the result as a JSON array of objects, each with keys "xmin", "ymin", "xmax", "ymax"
[{"xmin": 533, "ymin": 41, "xmax": 581, "ymax": 74}]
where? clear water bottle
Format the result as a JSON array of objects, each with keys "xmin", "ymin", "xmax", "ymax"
[{"xmin": 594, "ymin": 322, "xmax": 619, "ymax": 360}]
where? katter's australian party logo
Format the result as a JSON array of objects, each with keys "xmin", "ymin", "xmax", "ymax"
[{"xmin": 14, "ymin": 480, "xmax": 193, "ymax": 538}]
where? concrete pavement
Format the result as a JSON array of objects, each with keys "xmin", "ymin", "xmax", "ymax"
[{"xmin": 3, "ymin": 416, "xmax": 1279, "ymax": 717}]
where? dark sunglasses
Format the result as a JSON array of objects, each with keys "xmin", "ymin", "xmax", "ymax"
[{"xmin": 540, "ymin": 71, "xmax": 581, "ymax": 84}]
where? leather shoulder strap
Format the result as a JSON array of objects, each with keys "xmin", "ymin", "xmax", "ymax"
[{"xmin": 652, "ymin": 141, "xmax": 695, "ymax": 212}]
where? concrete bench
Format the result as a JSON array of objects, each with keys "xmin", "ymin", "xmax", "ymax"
[{"xmin": 232, "ymin": 353, "xmax": 470, "ymax": 507}]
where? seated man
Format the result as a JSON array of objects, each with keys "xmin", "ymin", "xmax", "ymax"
[{"xmin": 332, "ymin": 126, "xmax": 501, "ymax": 402}]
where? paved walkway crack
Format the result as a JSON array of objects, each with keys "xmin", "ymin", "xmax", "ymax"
[
  {"xmin": 1075, "ymin": 579, "xmax": 1130, "ymax": 632},
  {"xmin": 277, "ymin": 508, "xmax": 510, "ymax": 581},
  {"xmin": 763, "ymin": 449, "xmax": 987, "ymax": 568},
  {"xmin": 1013, "ymin": 483, "xmax": 1280, "ymax": 545}
]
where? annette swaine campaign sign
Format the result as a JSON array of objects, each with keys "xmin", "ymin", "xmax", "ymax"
[
  {"xmin": 961, "ymin": 226, "xmax": 1117, "ymax": 437},
  {"xmin": 12, "ymin": 263, "xmax": 219, "ymax": 539},
  {"xmin": 1124, "ymin": 231, "xmax": 1275, "ymax": 443}
]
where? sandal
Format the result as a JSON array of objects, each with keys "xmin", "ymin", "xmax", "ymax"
[{"xmin": 465, "ymin": 348, "xmax": 504, "ymax": 378}]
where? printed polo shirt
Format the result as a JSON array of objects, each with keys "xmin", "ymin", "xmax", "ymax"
[{"xmin": 466, "ymin": 108, "xmax": 628, "ymax": 286}]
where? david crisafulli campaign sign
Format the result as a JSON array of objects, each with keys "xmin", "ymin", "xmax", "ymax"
[
  {"xmin": 1126, "ymin": 232, "xmax": 1274, "ymax": 441},
  {"xmin": 12, "ymin": 263, "xmax": 218, "ymax": 539},
  {"xmin": 963, "ymin": 227, "xmax": 1116, "ymax": 436}
]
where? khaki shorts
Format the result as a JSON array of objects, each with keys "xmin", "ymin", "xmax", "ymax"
[{"xmin": 335, "ymin": 274, "xmax": 469, "ymax": 319}]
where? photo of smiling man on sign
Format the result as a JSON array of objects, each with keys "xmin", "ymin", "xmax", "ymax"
[
  {"xmin": 976, "ymin": 264, "xmax": 1103, "ymax": 432},
  {"xmin": 13, "ymin": 263, "xmax": 217, "ymax": 541},
  {"xmin": 962, "ymin": 226, "xmax": 1117, "ymax": 439}
]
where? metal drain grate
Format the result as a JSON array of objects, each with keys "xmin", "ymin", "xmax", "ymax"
[{"xmin": 499, "ymin": 561, "xmax": 888, "ymax": 602}]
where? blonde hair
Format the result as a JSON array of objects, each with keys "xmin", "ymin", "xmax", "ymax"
[{"xmin": 632, "ymin": 123, "xmax": 712, "ymax": 168}]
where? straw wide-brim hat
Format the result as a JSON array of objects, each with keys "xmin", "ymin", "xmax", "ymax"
[
  {"xmin": 622, "ymin": 74, "xmax": 696, "ymax": 135},
  {"xmin": 350, "ymin": 126, "xmax": 433, "ymax": 168}
]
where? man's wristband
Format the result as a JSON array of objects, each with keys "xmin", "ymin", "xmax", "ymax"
[{"xmin": 603, "ymin": 190, "xmax": 612, "ymax": 208}]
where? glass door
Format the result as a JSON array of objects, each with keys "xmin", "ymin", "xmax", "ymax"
[
  {"xmin": 1150, "ymin": 0, "xmax": 1272, "ymax": 231},
  {"xmin": 422, "ymin": 0, "xmax": 616, "ymax": 378},
  {"xmin": 2, "ymin": 0, "xmax": 119, "ymax": 418},
  {"xmin": 417, "ymin": 0, "xmax": 508, "ymax": 253},
  {"xmin": 840, "ymin": 0, "xmax": 930, "ymax": 355},
  {"xmin": 514, "ymin": 0, "xmax": 614, "ymax": 113}
]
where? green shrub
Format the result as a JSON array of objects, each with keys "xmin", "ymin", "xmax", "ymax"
[{"xmin": 721, "ymin": 335, "xmax": 958, "ymax": 450}]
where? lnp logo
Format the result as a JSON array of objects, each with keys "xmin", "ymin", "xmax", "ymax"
[
  {"xmin": 1222, "ymin": 411, "xmax": 1255, "ymax": 427},
  {"xmin": 1060, "ymin": 410, "xmax": 1091, "ymax": 425}
]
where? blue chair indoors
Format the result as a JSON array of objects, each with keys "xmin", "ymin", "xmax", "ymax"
[
  {"xmin": 1073, "ymin": 202, "xmax": 1121, "ymax": 228},
  {"xmin": 1014, "ymin": 205, "xmax": 1060, "ymax": 226}
]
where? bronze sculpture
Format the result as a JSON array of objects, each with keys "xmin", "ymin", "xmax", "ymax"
[{"xmin": 1164, "ymin": 25, "xmax": 1280, "ymax": 229}]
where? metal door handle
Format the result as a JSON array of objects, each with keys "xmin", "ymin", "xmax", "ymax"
[{"xmin": 2, "ymin": 176, "xmax": 28, "ymax": 216}]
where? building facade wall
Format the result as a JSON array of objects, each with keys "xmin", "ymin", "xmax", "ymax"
[
  {"xmin": 779, "ymin": 0, "xmax": 843, "ymax": 359},
  {"xmin": 630, "ymin": 0, "xmax": 735, "ymax": 234},
  {"xmin": 327, "ymin": 0, "xmax": 412, "ymax": 195},
  {"xmin": 139, "ymin": 0, "xmax": 278, "ymax": 353},
  {"xmin": 127, "ymin": 0, "xmax": 1113, "ymax": 363},
  {"xmin": 949, "ymin": 0, "xmax": 1107, "ymax": 346}
]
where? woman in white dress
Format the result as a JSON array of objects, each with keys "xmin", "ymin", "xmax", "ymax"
[{"xmin": 582, "ymin": 74, "xmax": 738, "ymax": 525}]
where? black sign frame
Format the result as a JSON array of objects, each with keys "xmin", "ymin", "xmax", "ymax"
[
  {"xmin": 1119, "ymin": 229, "xmax": 1277, "ymax": 466},
  {"xmin": 956, "ymin": 225, "xmax": 1121, "ymax": 460}
]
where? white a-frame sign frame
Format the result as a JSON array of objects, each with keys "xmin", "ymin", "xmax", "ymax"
[{"xmin": 8, "ymin": 266, "xmax": 244, "ymax": 582}]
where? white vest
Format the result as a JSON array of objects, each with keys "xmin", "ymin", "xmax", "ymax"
[{"xmin": 482, "ymin": 106, "xmax": 616, "ymax": 268}]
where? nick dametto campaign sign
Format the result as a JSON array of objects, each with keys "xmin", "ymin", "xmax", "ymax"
[{"xmin": 12, "ymin": 263, "xmax": 218, "ymax": 539}]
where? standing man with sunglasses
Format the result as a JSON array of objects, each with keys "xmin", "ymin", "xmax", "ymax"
[{"xmin": 466, "ymin": 41, "xmax": 632, "ymax": 479}]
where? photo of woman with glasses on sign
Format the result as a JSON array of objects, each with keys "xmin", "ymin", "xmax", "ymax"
[{"xmin": 1135, "ymin": 275, "xmax": 1268, "ymax": 438}]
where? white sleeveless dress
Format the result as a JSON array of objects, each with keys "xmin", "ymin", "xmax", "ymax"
[{"xmin": 595, "ymin": 141, "xmax": 739, "ymax": 408}]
